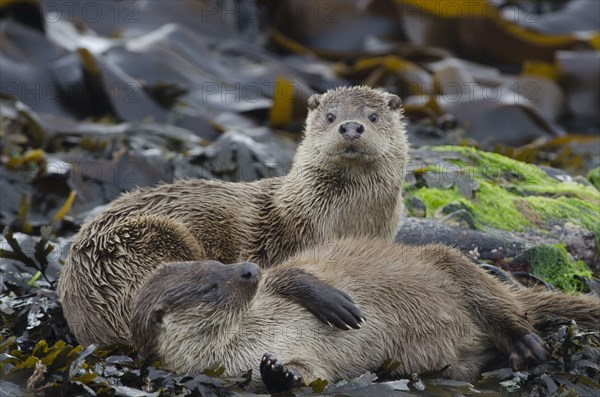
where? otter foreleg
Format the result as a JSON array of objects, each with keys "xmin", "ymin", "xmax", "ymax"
[{"xmin": 264, "ymin": 267, "xmax": 366, "ymax": 330}]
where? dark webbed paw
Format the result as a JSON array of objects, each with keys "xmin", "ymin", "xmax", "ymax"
[
  {"xmin": 303, "ymin": 281, "xmax": 366, "ymax": 330},
  {"xmin": 260, "ymin": 352, "xmax": 303, "ymax": 393},
  {"xmin": 509, "ymin": 333, "xmax": 548, "ymax": 370},
  {"xmin": 270, "ymin": 268, "xmax": 366, "ymax": 330}
]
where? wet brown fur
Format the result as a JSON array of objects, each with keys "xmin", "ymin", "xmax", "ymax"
[
  {"xmin": 57, "ymin": 86, "xmax": 409, "ymax": 346},
  {"xmin": 131, "ymin": 238, "xmax": 600, "ymax": 391}
]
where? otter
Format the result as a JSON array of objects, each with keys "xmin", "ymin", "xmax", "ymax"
[
  {"xmin": 131, "ymin": 239, "xmax": 599, "ymax": 392},
  {"xmin": 57, "ymin": 86, "xmax": 409, "ymax": 346}
]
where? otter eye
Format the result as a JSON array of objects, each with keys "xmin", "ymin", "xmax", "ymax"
[
  {"xmin": 369, "ymin": 113, "xmax": 378, "ymax": 123},
  {"xmin": 203, "ymin": 284, "xmax": 218, "ymax": 295},
  {"xmin": 326, "ymin": 113, "xmax": 336, "ymax": 123}
]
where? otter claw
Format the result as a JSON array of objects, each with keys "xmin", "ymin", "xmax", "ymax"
[
  {"xmin": 509, "ymin": 333, "xmax": 548, "ymax": 370},
  {"xmin": 260, "ymin": 352, "xmax": 303, "ymax": 393}
]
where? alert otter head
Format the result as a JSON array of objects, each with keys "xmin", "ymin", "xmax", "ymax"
[
  {"xmin": 130, "ymin": 261, "xmax": 261, "ymax": 359},
  {"xmin": 297, "ymin": 86, "xmax": 407, "ymax": 174}
]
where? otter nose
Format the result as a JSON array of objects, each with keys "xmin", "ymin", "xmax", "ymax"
[
  {"xmin": 339, "ymin": 122, "xmax": 364, "ymax": 140},
  {"xmin": 239, "ymin": 262, "xmax": 260, "ymax": 282}
]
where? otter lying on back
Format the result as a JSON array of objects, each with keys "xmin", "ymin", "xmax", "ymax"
[
  {"xmin": 131, "ymin": 239, "xmax": 599, "ymax": 392},
  {"xmin": 58, "ymin": 86, "xmax": 408, "ymax": 346}
]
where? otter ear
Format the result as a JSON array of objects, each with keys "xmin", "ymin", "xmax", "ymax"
[
  {"xmin": 307, "ymin": 93, "xmax": 322, "ymax": 110},
  {"xmin": 151, "ymin": 306, "xmax": 165, "ymax": 325},
  {"xmin": 386, "ymin": 94, "xmax": 402, "ymax": 110}
]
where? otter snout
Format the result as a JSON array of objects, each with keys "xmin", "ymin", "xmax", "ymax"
[
  {"xmin": 238, "ymin": 262, "xmax": 261, "ymax": 283},
  {"xmin": 339, "ymin": 122, "xmax": 364, "ymax": 140}
]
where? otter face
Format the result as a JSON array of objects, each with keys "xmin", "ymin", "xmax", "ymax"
[
  {"xmin": 130, "ymin": 261, "xmax": 261, "ymax": 358},
  {"xmin": 302, "ymin": 86, "xmax": 406, "ymax": 170}
]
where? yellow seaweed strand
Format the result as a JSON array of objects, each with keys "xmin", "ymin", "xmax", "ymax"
[
  {"xmin": 269, "ymin": 77, "xmax": 294, "ymax": 128},
  {"xmin": 53, "ymin": 191, "xmax": 77, "ymax": 222}
]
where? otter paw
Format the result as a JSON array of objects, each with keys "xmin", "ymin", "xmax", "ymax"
[
  {"xmin": 260, "ymin": 353, "xmax": 303, "ymax": 393},
  {"xmin": 306, "ymin": 284, "xmax": 366, "ymax": 330},
  {"xmin": 509, "ymin": 333, "xmax": 548, "ymax": 370}
]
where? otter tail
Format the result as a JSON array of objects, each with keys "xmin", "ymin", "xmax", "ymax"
[{"xmin": 514, "ymin": 288, "xmax": 600, "ymax": 331}]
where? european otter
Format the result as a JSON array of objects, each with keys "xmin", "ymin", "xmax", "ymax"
[
  {"xmin": 131, "ymin": 239, "xmax": 599, "ymax": 392},
  {"xmin": 58, "ymin": 86, "xmax": 408, "ymax": 345}
]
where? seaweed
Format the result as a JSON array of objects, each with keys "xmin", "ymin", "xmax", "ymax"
[{"xmin": 1, "ymin": 226, "xmax": 54, "ymax": 285}]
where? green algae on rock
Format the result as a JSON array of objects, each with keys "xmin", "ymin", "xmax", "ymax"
[
  {"xmin": 404, "ymin": 146, "xmax": 600, "ymax": 285},
  {"xmin": 406, "ymin": 147, "xmax": 599, "ymax": 232},
  {"xmin": 588, "ymin": 167, "xmax": 600, "ymax": 191},
  {"xmin": 524, "ymin": 244, "xmax": 593, "ymax": 292}
]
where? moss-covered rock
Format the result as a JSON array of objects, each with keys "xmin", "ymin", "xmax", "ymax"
[
  {"xmin": 524, "ymin": 244, "xmax": 593, "ymax": 292},
  {"xmin": 405, "ymin": 146, "xmax": 600, "ymax": 242},
  {"xmin": 403, "ymin": 146, "xmax": 600, "ymax": 288},
  {"xmin": 588, "ymin": 167, "xmax": 600, "ymax": 191}
]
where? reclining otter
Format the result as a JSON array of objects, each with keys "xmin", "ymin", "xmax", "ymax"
[{"xmin": 131, "ymin": 239, "xmax": 600, "ymax": 392}]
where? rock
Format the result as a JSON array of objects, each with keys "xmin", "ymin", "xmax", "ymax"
[
  {"xmin": 402, "ymin": 146, "xmax": 600, "ymax": 283},
  {"xmin": 439, "ymin": 209, "xmax": 477, "ymax": 230},
  {"xmin": 396, "ymin": 218, "xmax": 527, "ymax": 265},
  {"xmin": 406, "ymin": 197, "xmax": 426, "ymax": 218}
]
